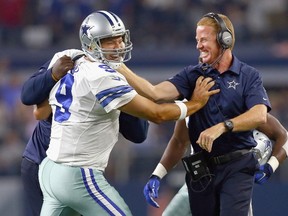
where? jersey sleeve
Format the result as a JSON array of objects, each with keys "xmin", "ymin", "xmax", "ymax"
[
  {"xmin": 83, "ymin": 64, "xmax": 138, "ymax": 113},
  {"xmin": 119, "ymin": 112, "xmax": 149, "ymax": 143},
  {"xmin": 94, "ymin": 74, "xmax": 137, "ymax": 113},
  {"xmin": 21, "ymin": 60, "xmax": 56, "ymax": 105}
]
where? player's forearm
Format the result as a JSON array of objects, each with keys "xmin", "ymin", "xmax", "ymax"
[
  {"xmin": 149, "ymin": 100, "xmax": 202, "ymax": 123},
  {"xmin": 121, "ymin": 95, "xmax": 203, "ymax": 124},
  {"xmin": 33, "ymin": 100, "xmax": 52, "ymax": 120},
  {"xmin": 152, "ymin": 120, "xmax": 189, "ymax": 178},
  {"xmin": 257, "ymin": 113, "xmax": 288, "ymax": 165},
  {"xmin": 273, "ymin": 148, "xmax": 287, "ymax": 164},
  {"xmin": 117, "ymin": 64, "xmax": 160, "ymax": 101},
  {"xmin": 273, "ymin": 134, "xmax": 288, "ymax": 164},
  {"xmin": 161, "ymin": 140, "xmax": 189, "ymax": 172},
  {"xmin": 152, "ymin": 139, "xmax": 188, "ymax": 179}
]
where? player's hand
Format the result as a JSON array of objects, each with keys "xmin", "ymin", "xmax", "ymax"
[
  {"xmin": 143, "ymin": 175, "xmax": 161, "ymax": 208},
  {"xmin": 52, "ymin": 55, "xmax": 74, "ymax": 81},
  {"xmin": 191, "ymin": 76, "xmax": 220, "ymax": 108},
  {"xmin": 254, "ymin": 163, "xmax": 273, "ymax": 184}
]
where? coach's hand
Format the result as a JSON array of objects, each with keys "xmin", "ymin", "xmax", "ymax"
[
  {"xmin": 254, "ymin": 163, "xmax": 273, "ymax": 184},
  {"xmin": 143, "ymin": 175, "xmax": 161, "ymax": 208}
]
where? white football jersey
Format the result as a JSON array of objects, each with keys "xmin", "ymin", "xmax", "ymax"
[{"xmin": 46, "ymin": 52, "xmax": 137, "ymax": 171}]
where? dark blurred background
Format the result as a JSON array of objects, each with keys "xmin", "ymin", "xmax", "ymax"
[{"xmin": 0, "ymin": 0, "xmax": 287, "ymax": 216}]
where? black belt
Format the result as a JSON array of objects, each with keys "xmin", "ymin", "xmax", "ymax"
[{"xmin": 210, "ymin": 149, "xmax": 252, "ymax": 165}]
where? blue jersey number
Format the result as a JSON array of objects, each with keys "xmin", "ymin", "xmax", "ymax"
[
  {"xmin": 54, "ymin": 74, "xmax": 74, "ymax": 123},
  {"xmin": 53, "ymin": 64, "xmax": 115, "ymax": 122}
]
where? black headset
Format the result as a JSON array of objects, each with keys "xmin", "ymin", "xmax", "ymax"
[{"xmin": 203, "ymin": 12, "xmax": 233, "ymax": 49}]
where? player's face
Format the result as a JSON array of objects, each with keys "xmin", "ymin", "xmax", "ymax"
[
  {"xmin": 196, "ymin": 25, "xmax": 222, "ymax": 64},
  {"xmin": 100, "ymin": 36, "xmax": 125, "ymax": 61}
]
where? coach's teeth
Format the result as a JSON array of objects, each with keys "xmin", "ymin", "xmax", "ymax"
[{"xmin": 200, "ymin": 52, "xmax": 208, "ymax": 58}]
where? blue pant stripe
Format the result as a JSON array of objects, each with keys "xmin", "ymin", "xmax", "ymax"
[{"xmin": 81, "ymin": 168, "xmax": 126, "ymax": 216}]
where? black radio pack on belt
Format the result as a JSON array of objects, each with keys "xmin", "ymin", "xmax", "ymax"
[
  {"xmin": 182, "ymin": 151, "xmax": 214, "ymax": 192},
  {"xmin": 182, "ymin": 151, "xmax": 210, "ymax": 181}
]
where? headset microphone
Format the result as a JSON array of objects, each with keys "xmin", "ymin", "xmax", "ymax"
[{"xmin": 201, "ymin": 63, "xmax": 209, "ymax": 71}]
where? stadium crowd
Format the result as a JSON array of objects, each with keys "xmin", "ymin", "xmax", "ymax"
[{"xmin": 0, "ymin": 0, "xmax": 287, "ymax": 49}]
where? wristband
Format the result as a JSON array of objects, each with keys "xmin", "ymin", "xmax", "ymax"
[
  {"xmin": 51, "ymin": 72, "xmax": 60, "ymax": 82},
  {"xmin": 175, "ymin": 101, "xmax": 187, "ymax": 120},
  {"xmin": 267, "ymin": 156, "xmax": 279, "ymax": 172},
  {"xmin": 282, "ymin": 133, "xmax": 288, "ymax": 157},
  {"xmin": 152, "ymin": 163, "xmax": 167, "ymax": 179}
]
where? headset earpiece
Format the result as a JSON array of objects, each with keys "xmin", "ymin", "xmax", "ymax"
[{"xmin": 204, "ymin": 12, "xmax": 233, "ymax": 49}]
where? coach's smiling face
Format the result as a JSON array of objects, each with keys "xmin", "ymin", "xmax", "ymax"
[{"xmin": 196, "ymin": 25, "xmax": 222, "ymax": 65}]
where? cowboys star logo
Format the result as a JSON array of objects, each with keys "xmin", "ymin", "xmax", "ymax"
[
  {"xmin": 227, "ymin": 80, "xmax": 239, "ymax": 90},
  {"xmin": 81, "ymin": 25, "xmax": 92, "ymax": 36}
]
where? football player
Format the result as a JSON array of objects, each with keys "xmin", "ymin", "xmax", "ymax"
[{"xmin": 20, "ymin": 50, "xmax": 150, "ymax": 216}]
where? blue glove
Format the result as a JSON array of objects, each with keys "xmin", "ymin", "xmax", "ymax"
[
  {"xmin": 143, "ymin": 175, "xmax": 161, "ymax": 208},
  {"xmin": 254, "ymin": 163, "xmax": 273, "ymax": 184}
]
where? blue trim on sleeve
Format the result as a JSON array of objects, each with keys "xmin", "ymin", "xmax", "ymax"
[{"xmin": 96, "ymin": 85, "xmax": 134, "ymax": 108}]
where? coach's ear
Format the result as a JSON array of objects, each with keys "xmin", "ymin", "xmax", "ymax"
[{"xmin": 33, "ymin": 99, "xmax": 52, "ymax": 120}]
